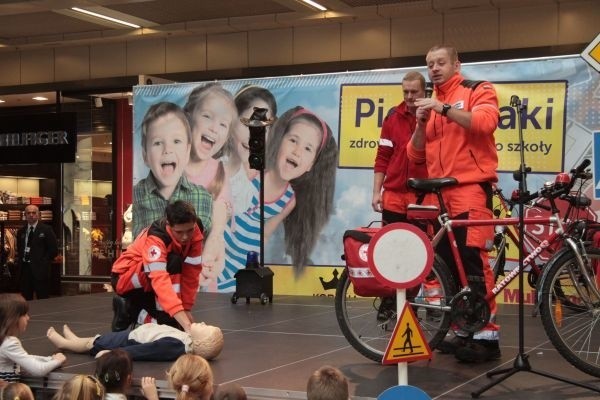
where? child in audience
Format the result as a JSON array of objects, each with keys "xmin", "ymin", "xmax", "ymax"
[
  {"xmin": 140, "ymin": 354, "xmax": 214, "ymax": 400},
  {"xmin": 224, "ymin": 84, "xmax": 278, "ymax": 214},
  {"xmin": 47, "ymin": 323, "xmax": 223, "ymax": 362},
  {"xmin": 306, "ymin": 365, "xmax": 349, "ymax": 400},
  {"xmin": 184, "ymin": 83, "xmax": 238, "ymax": 289},
  {"xmin": 213, "ymin": 382, "xmax": 247, "ymax": 400},
  {"xmin": 0, "ymin": 382, "xmax": 35, "ymax": 400},
  {"xmin": 0, "ymin": 293, "xmax": 66, "ymax": 382},
  {"xmin": 220, "ymin": 106, "xmax": 338, "ymax": 290},
  {"xmin": 95, "ymin": 349, "xmax": 132, "ymax": 400},
  {"xmin": 53, "ymin": 375, "xmax": 104, "ymax": 400}
]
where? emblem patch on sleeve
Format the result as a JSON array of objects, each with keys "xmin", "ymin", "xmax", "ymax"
[{"xmin": 148, "ymin": 245, "xmax": 161, "ymax": 261}]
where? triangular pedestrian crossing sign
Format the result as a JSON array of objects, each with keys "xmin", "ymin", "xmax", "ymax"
[{"xmin": 382, "ymin": 302, "xmax": 432, "ymax": 364}]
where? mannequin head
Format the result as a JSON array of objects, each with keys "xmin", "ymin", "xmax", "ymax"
[{"xmin": 189, "ymin": 322, "xmax": 224, "ymax": 360}]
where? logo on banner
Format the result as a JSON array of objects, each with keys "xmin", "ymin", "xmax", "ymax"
[{"xmin": 383, "ymin": 303, "xmax": 432, "ymax": 364}]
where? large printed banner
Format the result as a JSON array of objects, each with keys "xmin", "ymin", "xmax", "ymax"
[
  {"xmin": 133, "ymin": 55, "xmax": 600, "ymax": 295},
  {"xmin": 339, "ymin": 81, "xmax": 567, "ymax": 173}
]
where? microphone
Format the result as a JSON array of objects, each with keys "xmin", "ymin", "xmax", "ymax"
[
  {"xmin": 510, "ymin": 95, "xmax": 521, "ymax": 107},
  {"xmin": 425, "ymin": 82, "xmax": 434, "ymax": 98},
  {"xmin": 419, "ymin": 82, "xmax": 434, "ymax": 123}
]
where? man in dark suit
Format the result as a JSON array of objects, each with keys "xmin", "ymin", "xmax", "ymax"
[{"xmin": 17, "ymin": 204, "xmax": 58, "ymax": 300}]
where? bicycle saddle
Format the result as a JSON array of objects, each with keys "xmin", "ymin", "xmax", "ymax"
[{"xmin": 408, "ymin": 177, "xmax": 458, "ymax": 192}]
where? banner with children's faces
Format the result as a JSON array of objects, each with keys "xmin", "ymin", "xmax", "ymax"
[{"xmin": 132, "ymin": 55, "xmax": 600, "ymax": 295}]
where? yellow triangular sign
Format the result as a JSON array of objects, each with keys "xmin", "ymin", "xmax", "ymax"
[{"xmin": 382, "ymin": 302, "xmax": 432, "ymax": 364}]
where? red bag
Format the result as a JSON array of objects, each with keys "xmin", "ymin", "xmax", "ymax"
[{"xmin": 342, "ymin": 227, "xmax": 396, "ymax": 297}]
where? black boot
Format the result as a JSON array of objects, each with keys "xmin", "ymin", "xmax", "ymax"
[{"xmin": 111, "ymin": 295, "xmax": 132, "ymax": 332}]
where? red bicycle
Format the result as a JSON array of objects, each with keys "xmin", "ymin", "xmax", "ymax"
[{"xmin": 335, "ymin": 160, "xmax": 600, "ymax": 378}]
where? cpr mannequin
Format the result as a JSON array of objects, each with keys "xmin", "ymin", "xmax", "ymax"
[{"xmin": 47, "ymin": 322, "xmax": 223, "ymax": 361}]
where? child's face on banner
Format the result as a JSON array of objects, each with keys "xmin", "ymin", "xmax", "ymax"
[
  {"xmin": 144, "ymin": 113, "xmax": 191, "ymax": 189},
  {"xmin": 191, "ymin": 92, "xmax": 235, "ymax": 161},
  {"xmin": 277, "ymin": 120, "xmax": 321, "ymax": 181}
]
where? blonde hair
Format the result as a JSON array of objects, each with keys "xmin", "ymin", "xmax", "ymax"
[
  {"xmin": 1, "ymin": 383, "xmax": 34, "ymax": 400},
  {"xmin": 167, "ymin": 354, "xmax": 214, "ymax": 400},
  {"xmin": 53, "ymin": 375, "xmax": 104, "ymax": 400}
]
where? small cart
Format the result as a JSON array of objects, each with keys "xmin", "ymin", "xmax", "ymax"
[{"xmin": 231, "ymin": 267, "xmax": 274, "ymax": 305}]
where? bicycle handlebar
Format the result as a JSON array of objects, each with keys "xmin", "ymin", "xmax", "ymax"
[{"xmin": 499, "ymin": 159, "xmax": 591, "ymax": 210}]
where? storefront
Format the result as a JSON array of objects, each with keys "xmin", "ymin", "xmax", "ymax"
[{"xmin": 0, "ymin": 95, "xmax": 132, "ymax": 295}]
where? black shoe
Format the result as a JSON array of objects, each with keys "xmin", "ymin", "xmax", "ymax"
[
  {"xmin": 436, "ymin": 335, "xmax": 468, "ymax": 354},
  {"xmin": 377, "ymin": 297, "xmax": 395, "ymax": 321},
  {"xmin": 455, "ymin": 339, "xmax": 501, "ymax": 363},
  {"xmin": 111, "ymin": 295, "xmax": 132, "ymax": 332}
]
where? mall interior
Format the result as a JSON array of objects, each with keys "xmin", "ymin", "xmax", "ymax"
[{"xmin": 0, "ymin": 1, "xmax": 599, "ymax": 399}]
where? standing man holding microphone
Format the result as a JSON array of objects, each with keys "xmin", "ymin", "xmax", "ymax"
[
  {"xmin": 372, "ymin": 71, "xmax": 430, "ymax": 224},
  {"xmin": 408, "ymin": 44, "xmax": 500, "ymax": 363}
]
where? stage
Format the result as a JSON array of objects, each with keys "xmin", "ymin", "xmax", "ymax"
[{"xmin": 20, "ymin": 292, "xmax": 600, "ymax": 399}]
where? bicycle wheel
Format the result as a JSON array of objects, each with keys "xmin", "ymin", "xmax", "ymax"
[
  {"xmin": 334, "ymin": 255, "xmax": 457, "ymax": 362},
  {"xmin": 539, "ymin": 247, "xmax": 600, "ymax": 377}
]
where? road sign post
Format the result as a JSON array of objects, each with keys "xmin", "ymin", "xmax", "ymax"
[{"xmin": 367, "ymin": 223, "xmax": 434, "ymax": 386}]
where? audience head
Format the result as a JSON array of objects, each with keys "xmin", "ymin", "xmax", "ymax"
[
  {"xmin": 213, "ymin": 383, "xmax": 247, "ymax": 400},
  {"xmin": 94, "ymin": 349, "xmax": 133, "ymax": 393},
  {"xmin": 189, "ymin": 322, "xmax": 224, "ymax": 360},
  {"xmin": 1, "ymin": 382, "xmax": 34, "ymax": 400},
  {"xmin": 53, "ymin": 374, "xmax": 104, "ymax": 400},
  {"xmin": 167, "ymin": 354, "xmax": 214, "ymax": 400},
  {"xmin": 306, "ymin": 365, "xmax": 349, "ymax": 400},
  {"xmin": 0, "ymin": 293, "xmax": 29, "ymax": 344}
]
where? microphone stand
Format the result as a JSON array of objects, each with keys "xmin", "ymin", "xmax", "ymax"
[{"xmin": 472, "ymin": 97, "xmax": 600, "ymax": 397}]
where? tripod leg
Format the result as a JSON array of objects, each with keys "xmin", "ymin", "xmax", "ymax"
[{"xmin": 471, "ymin": 368, "xmax": 518, "ymax": 398}]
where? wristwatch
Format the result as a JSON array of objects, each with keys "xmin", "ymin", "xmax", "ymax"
[{"xmin": 441, "ymin": 103, "xmax": 451, "ymax": 116}]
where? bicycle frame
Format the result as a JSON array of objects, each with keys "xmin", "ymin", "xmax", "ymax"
[{"xmin": 432, "ymin": 212, "xmax": 565, "ymax": 302}]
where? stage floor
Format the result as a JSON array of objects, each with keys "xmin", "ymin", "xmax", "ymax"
[{"xmin": 21, "ymin": 292, "xmax": 600, "ymax": 400}]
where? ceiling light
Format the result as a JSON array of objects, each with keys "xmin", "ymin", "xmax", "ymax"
[
  {"xmin": 0, "ymin": 99, "xmax": 5, "ymax": 103},
  {"xmin": 301, "ymin": 0, "xmax": 327, "ymax": 11},
  {"xmin": 71, "ymin": 7, "xmax": 141, "ymax": 28},
  {"xmin": 33, "ymin": 96, "xmax": 48, "ymax": 101}
]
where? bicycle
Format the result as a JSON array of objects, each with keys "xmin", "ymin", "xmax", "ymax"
[
  {"xmin": 335, "ymin": 160, "xmax": 600, "ymax": 378},
  {"xmin": 490, "ymin": 172, "xmax": 596, "ymax": 288}
]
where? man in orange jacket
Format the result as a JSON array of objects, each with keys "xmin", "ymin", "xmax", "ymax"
[
  {"xmin": 408, "ymin": 44, "xmax": 500, "ymax": 363},
  {"xmin": 111, "ymin": 200, "xmax": 206, "ymax": 333}
]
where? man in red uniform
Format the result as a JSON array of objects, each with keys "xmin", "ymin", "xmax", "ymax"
[
  {"xmin": 408, "ymin": 45, "xmax": 500, "ymax": 362},
  {"xmin": 372, "ymin": 71, "xmax": 428, "ymax": 224},
  {"xmin": 111, "ymin": 200, "xmax": 205, "ymax": 333}
]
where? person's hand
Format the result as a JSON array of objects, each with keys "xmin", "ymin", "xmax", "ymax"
[
  {"xmin": 184, "ymin": 310, "xmax": 194, "ymax": 324},
  {"xmin": 372, "ymin": 192, "xmax": 383, "ymax": 213},
  {"xmin": 52, "ymin": 352, "xmax": 67, "ymax": 364},
  {"xmin": 140, "ymin": 376, "xmax": 159, "ymax": 400}
]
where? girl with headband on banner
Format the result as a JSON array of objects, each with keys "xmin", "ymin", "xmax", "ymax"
[{"xmin": 219, "ymin": 106, "xmax": 338, "ymax": 291}]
